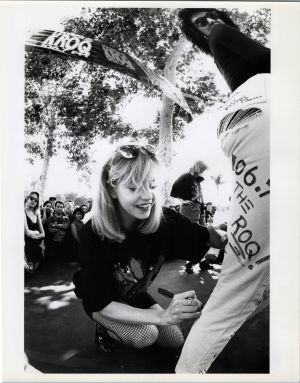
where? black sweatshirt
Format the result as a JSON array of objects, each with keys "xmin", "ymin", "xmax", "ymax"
[{"xmin": 73, "ymin": 207, "xmax": 209, "ymax": 317}]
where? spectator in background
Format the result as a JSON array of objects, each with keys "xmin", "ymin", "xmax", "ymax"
[
  {"xmin": 64, "ymin": 200, "xmax": 75, "ymax": 260},
  {"xmin": 41, "ymin": 200, "xmax": 53, "ymax": 226},
  {"xmin": 171, "ymin": 161, "xmax": 207, "ymax": 223},
  {"xmin": 64, "ymin": 200, "xmax": 74, "ymax": 221},
  {"xmin": 49, "ymin": 196, "xmax": 56, "ymax": 210},
  {"xmin": 46, "ymin": 201, "xmax": 70, "ymax": 262},
  {"xmin": 171, "ymin": 161, "xmax": 212, "ymax": 273},
  {"xmin": 80, "ymin": 204, "xmax": 88, "ymax": 214},
  {"xmin": 24, "ymin": 191, "xmax": 45, "ymax": 273},
  {"xmin": 71, "ymin": 208, "xmax": 84, "ymax": 242},
  {"xmin": 69, "ymin": 207, "xmax": 85, "ymax": 262},
  {"xmin": 82, "ymin": 198, "xmax": 93, "ymax": 224}
]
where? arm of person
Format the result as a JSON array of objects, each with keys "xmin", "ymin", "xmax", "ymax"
[
  {"xmin": 47, "ymin": 216, "xmax": 61, "ymax": 232},
  {"xmin": 210, "ymin": 23, "xmax": 270, "ymax": 68},
  {"xmin": 34, "ymin": 211, "xmax": 45, "ymax": 240},
  {"xmin": 47, "ymin": 222, "xmax": 59, "ymax": 233},
  {"xmin": 60, "ymin": 217, "xmax": 70, "ymax": 230},
  {"xmin": 97, "ymin": 290, "xmax": 202, "ymax": 326},
  {"xmin": 24, "ymin": 213, "xmax": 31, "ymax": 237},
  {"xmin": 162, "ymin": 208, "xmax": 225, "ymax": 264},
  {"xmin": 24, "ymin": 213, "xmax": 39, "ymax": 238},
  {"xmin": 71, "ymin": 222, "xmax": 80, "ymax": 243},
  {"xmin": 206, "ymin": 225, "xmax": 227, "ymax": 249}
]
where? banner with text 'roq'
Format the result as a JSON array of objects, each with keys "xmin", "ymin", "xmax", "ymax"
[{"xmin": 25, "ymin": 30, "xmax": 192, "ymax": 114}]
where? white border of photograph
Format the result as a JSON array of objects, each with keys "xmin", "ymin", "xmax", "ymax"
[{"xmin": 1, "ymin": 1, "xmax": 299, "ymax": 382}]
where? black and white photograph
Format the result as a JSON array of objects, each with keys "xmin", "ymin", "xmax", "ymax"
[{"xmin": 1, "ymin": 1, "xmax": 299, "ymax": 381}]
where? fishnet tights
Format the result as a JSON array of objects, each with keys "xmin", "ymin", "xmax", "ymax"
[{"xmin": 92, "ymin": 311, "xmax": 184, "ymax": 349}]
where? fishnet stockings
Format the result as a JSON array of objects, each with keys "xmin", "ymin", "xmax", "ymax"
[{"xmin": 92, "ymin": 311, "xmax": 184, "ymax": 349}]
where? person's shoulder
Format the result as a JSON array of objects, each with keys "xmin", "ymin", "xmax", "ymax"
[{"xmin": 175, "ymin": 172, "xmax": 191, "ymax": 182}]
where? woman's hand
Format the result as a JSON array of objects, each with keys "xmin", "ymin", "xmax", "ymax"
[
  {"xmin": 160, "ymin": 290, "xmax": 202, "ymax": 326},
  {"xmin": 29, "ymin": 230, "xmax": 39, "ymax": 239}
]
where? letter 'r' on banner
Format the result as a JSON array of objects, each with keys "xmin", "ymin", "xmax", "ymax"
[{"xmin": 25, "ymin": 30, "xmax": 192, "ymax": 114}]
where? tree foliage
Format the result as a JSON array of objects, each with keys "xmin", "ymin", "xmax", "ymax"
[{"xmin": 25, "ymin": 7, "xmax": 271, "ymax": 186}]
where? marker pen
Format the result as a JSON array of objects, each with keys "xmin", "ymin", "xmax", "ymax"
[{"xmin": 157, "ymin": 288, "xmax": 174, "ymax": 298}]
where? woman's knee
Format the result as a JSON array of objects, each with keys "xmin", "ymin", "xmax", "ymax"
[{"xmin": 128, "ymin": 325, "xmax": 159, "ymax": 349}]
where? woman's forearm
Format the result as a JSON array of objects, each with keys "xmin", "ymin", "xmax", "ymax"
[
  {"xmin": 96, "ymin": 301, "xmax": 163, "ymax": 325},
  {"xmin": 95, "ymin": 291, "xmax": 202, "ymax": 326},
  {"xmin": 35, "ymin": 233, "xmax": 45, "ymax": 240}
]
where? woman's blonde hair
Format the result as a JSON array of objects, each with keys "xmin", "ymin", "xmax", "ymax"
[{"xmin": 92, "ymin": 145, "xmax": 163, "ymax": 243}]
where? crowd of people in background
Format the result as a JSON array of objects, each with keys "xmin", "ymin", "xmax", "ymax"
[
  {"xmin": 24, "ymin": 192, "xmax": 93, "ymax": 275},
  {"xmin": 24, "ymin": 184, "xmax": 225, "ymax": 278},
  {"xmin": 23, "ymin": 5, "xmax": 271, "ymax": 375}
]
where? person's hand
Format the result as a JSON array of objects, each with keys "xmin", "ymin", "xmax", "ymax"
[
  {"xmin": 160, "ymin": 290, "xmax": 202, "ymax": 325},
  {"xmin": 24, "ymin": 261, "xmax": 33, "ymax": 272},
  {"xmin": 29, "ymin": 230, "xmax": 39, "ymax": 239}
]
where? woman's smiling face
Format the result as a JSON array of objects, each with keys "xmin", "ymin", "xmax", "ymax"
[{"xmin": 113, "ymin": 175, "xmax": 159, "ymax": 229}]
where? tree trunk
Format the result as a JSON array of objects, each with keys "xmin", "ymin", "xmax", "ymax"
[
  {"xmin": 39, "ymin": 106, "xmax": 55, "ymax": 202},
  {"xmin": 159, "ymin": 35, "xmax": 189, "ymax": 205}
]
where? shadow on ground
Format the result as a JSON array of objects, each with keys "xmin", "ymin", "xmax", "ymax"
[{"xmin": 25, "ymin": 258, "xmax": 269, "ymax": 374}]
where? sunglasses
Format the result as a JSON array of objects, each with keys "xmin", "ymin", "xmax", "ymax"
[
  {"xmin": 29, "ymin": 196, "xmax": 38, "ymax": 202},
  {"xmin": 116, "ymin": 144, "xmax": 157, "ymax": 160},
  {"xmin": 194, "ymin": 10, "xmax": 220, "ymax": 27}
]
